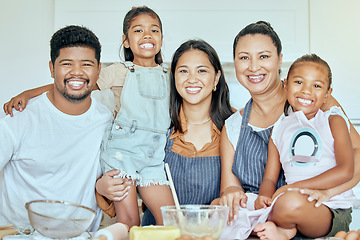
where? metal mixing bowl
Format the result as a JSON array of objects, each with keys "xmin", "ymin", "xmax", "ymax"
[
  {"xmin": 25, "ymin": 200, "xmax": 96, "ymax": 239},
  {"xmin": 161, "ymin": 205, "xmax": 229, "ymax": 239}
]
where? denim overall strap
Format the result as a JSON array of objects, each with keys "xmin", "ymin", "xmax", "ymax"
[
  {"xmin": 160, "ymin": 63, "xmax": 169, "ymax": 73},
  {"xmin": 115, "ymin": 62, "xmax": 170, "ymax": 133},
  {"xmin": 164, "ymin": 129, "xmax": 174, "ymax": 152},
  {"xmin": 232, "ymin": 99, "xmax": 286, "ymax": 193},
  {"xmin": 122, "ymin": 61, "xmax": 135, "ymax": 72}
]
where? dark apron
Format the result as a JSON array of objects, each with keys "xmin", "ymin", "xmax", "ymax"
[
  {"xmin": 142, "ymin": 128, "xmax": 221, "ymax": 225},
  {"xmin": 232, "ymin": 99, "xmax": 286, "ymax": 193}
]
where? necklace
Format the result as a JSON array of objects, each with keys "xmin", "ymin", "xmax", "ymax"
[{"xmin": 186, "ymin": 117, "xmax": 212, "ymax": 125}]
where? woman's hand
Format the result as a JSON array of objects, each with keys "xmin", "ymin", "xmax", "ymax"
[
  {"xmin": 3, "ymin": 92, "xmax": 31, "ymax": 117},
  {"xmin": 219, "ymin": 186, "xmax": 247, "ymax": 225},
  {"xmin": 254, "ymin": 195, "xmax": 272, "ymax": 210},
  {"xmin": 95, "ymin": 170, "xmax": 131, "ymax": 201},
  {"xmin": 299, "ymin": 188, "xmax": 331, "ymax": 207}
]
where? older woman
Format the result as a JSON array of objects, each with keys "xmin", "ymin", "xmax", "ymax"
[{"xmin": 217, "ymin": 21, "xmax": 360, "ymax": 239}]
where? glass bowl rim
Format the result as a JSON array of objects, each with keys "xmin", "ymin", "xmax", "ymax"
[
  {"xmin": 161, "ymin": 204, "xmax": 229, "ymax": 212},
  {"xmin": 25, "ymin": 199, "xmax": 96, "ymax": 222}
]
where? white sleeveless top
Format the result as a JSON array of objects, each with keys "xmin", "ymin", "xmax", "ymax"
[{"xmin": 272, "ymin": 106, "xmax": 355, "ymax": 209}]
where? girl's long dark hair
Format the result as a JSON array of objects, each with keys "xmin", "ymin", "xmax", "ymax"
[
  {"xmin": 284, "ymin": 53, "xmax": 332, "ymax": 116},
  {"xmin": 169, "ymin": 39, "xmax": 233, "ymax": 133},
  {"xmin": 121, "ymin": 7, "xmax": 163, "ymax": 64}
]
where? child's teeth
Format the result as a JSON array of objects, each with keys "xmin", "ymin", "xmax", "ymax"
[
  {"xmin": 298, "ymin": 98, "xmax": 312, "ymax": 104},
  {"xmin": 140, "ymin": 43, "xmax": 154, "ymax": 49}
]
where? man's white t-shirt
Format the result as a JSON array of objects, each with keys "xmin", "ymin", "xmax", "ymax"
[{"xmin": 0, "ymin": 93, "xmax": 112, "ymax": 231}]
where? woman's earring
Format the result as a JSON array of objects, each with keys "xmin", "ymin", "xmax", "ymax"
[{"xmin": 213, "ymin": 86, "xmax": 217, "ymax": 92}]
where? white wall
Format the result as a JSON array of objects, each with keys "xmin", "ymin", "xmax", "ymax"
[
  {"xmin": 0, "ymin": 0, "xmax": 54, "ymax": 115},
  {"xmin": 309, "ymin": 1, "xmax": 360, "ymax": 231},
  {"xmin": 1, "ymin": 0, "xmax": 359, "ymax": 120},
  {"xmin": 309, "ymin": 0, "xmax": 360, "ymax": 121},
  {"xmin": 54, "ymin": 0, "xmax": 309, "ymax": 64}
]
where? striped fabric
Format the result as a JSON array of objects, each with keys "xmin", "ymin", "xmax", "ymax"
[
  {"xmin": 141, "ymin": 131, "xmax": 221, "ymax": 226},
  {"xmin": 232, "ymin": 99, "xmax": 286, "ymax": 193},
  {"xmin": 164, "ymin": 137, "xmax": 221, "ymax": 205}
]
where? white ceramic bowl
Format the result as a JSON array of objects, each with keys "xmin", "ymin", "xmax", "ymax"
[
  {"xmin": 161, "ymin": 205, "xmax": 229, "ymax": 239},
  {"xmin": 25, "ymin": 200, "xmax": 95, "ymax": 239}
]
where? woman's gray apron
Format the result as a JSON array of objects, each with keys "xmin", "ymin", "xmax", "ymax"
[
  {"xmin": 232, "ymin": 99, "xmax": 286, "ymax": 193},
  {"xmin": 142, "ymin": 128, "xmax": 221, "ymax": 225}
]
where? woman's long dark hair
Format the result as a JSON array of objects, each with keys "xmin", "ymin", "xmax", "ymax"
[{"xmin": 169, "ymin": 39, "xmax": 233, "ymax": 133}]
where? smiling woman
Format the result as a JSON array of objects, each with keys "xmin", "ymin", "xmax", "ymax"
[
  {"xmin": 216, "ymin": 21, "xmax": 360, "ymax": 240},
  {"xmin": 172, "ymin": 48, "xmax": 220, "ymax": 151},
  {"xmin": 233, "ymin": 33, "xmax": 283, "ymax": 102},
  {"xmin": 175, "ymin": 49, "xmax": 220, "ymax": 119},
  {"xmin": 127, "ymin": 39, "xmax": 234, "ymax": 225}
]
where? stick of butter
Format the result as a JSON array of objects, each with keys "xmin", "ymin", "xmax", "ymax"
[
  {"xmin": 130, "ymin": 226, "xmax": 180, "ymax": 240},
  {"xmin": 0, "ymin": 228, "xmax": 18, "ymax": 240}
]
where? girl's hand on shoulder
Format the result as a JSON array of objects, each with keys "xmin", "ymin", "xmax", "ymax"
[
  {"xmin": 3, "ymin": 92, "xmax": 30, "ymax": 117},
  {"xmin": 299, "ymin": 188, "xmax": 331, "ymax": 208},
  {"xmin": 219, "ymin": 186, "xmax": 247, "ymax": 226},
  {"xmin": 95, "ymin": 170, "xmax": 131, "ymax": 201},
  {"xmin": 254, "ymin": 195, "xmax": 272, "ymax": 210}
]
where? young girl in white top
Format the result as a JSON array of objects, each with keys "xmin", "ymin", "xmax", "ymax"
[
  {"xmin": 221, "ymin": 54, "xmax": 356, "ymax": 240},
  {"xmin": 2, "ymin": 7, "xmax": 174, "ymax": 228}
]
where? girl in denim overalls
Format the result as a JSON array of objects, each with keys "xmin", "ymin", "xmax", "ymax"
[{"xmin": 97, "ymin": 7, "xmax": 174, "ymax": 227}]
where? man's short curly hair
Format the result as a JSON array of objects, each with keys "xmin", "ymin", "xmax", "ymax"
[{"xmin": 50, "ymin": 25, "xmax": 101, "ymax": 64}]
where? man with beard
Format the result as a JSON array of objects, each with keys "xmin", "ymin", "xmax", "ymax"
[{"xmin": 0, "ymin": 25, "xmax": 112, "ymax": 231}]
